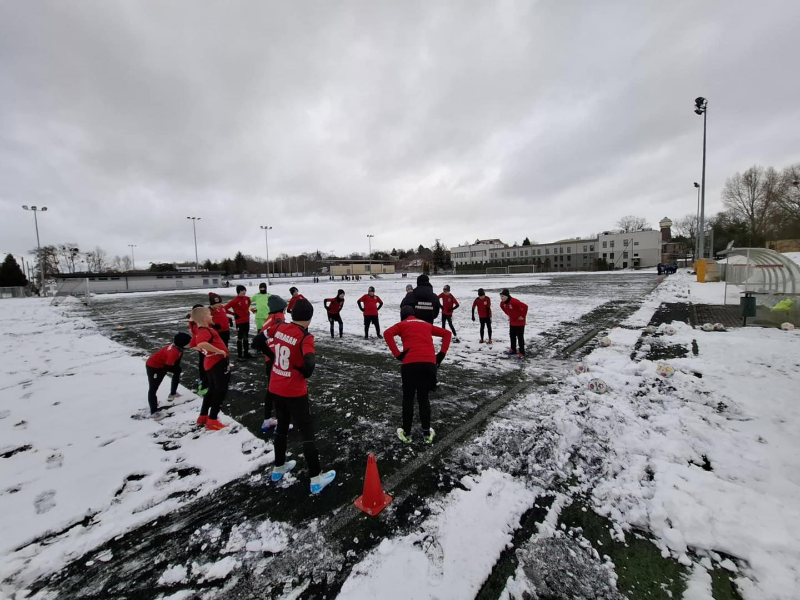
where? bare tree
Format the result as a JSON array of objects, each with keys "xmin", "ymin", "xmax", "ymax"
[
  {"xmin": 780, "ymin": 162, "xmax": 800, "ymax": 220},
  {"xmin": 616, "ymin": 215, "xmax": 650, "ymax": 233},
  {"xmin": 722, "ymin": 166, "xmax": 781, "ymax": 245},
  {"xmin": 55, "ymin": 244, "xmax": 81, "ymax": 273},
  {"xmin": 121, "ymin": 255, "xmax": 133, "ymax": 271},
  {"xmin": 84, "ymin": 246, "xmax": 109, "ymax": 272},
  {"xmin": 111, "ymin": 255, "xmax": 124, "ymax": 272}
]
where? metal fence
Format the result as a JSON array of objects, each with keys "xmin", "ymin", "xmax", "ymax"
[{"xmin": 0, "ymin": 286, "xmax": 27, "ymax": 299}]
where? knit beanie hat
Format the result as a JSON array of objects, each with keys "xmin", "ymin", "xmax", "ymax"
[
  {"xmin": 236, "ymin": 284, "xmax": 246, "ymax": 293},
  {"xmin": 337, "ymin": 289, "xmax": 345, "ymax": 296},
  {"xmin": 173, "ymin": 332, "xmax": 192, "ymax": 348},
  {"xmin": 259, "ymin": 282, "xmax": 267, "ymax": 291},
  {"xmin": 401, "ymin": 305, "xmax": 415, "ymax": 320},
  {"xmin": 267, "ymin": 295, "xmax": 288, "ymax": 314},
  {"xmin": 208, "ymin": 292, "xmax": 222, "ymax": 305},
  {"xmin": 478, "ymin": 288, "xmax": 485, "ymax": 296},
  {"xmin": 291, "ymin": 298, "xmax": 313, "ymax": 321},
  {"xmin": 417, "ymin": 274, "xmax": 430, "ymax": 286},
  {"xmin": 368, "ymin": 286, "xmax": 375, "ymax": 292},
  {"xmin": 500, "ymin": 288, "xmax": 510, "ymax": 298},
  {"xmin": 443, "ymin": 285, "xmax": 450, "ymax": 291}
]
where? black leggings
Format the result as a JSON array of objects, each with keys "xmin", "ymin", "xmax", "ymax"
[
  {"xmin": 328, "ymin": 313, "xmax": 343, "ymax": 337},
  {"xmin": 200, "ymin": 359, "xmax": 229, "ymax": 420},
  {"xmin": 220, "ymin": 330, "xmax": 231, "ymax": 348},
  {"xmin": 264, "ymin": 361, "xmax": 273, "ymax": 419},
  {"xmin": 442, "ymin": 315, "xmax": 457, "ymax": 336},
  {"xmin": 509, "ymin": 325, "xmax": 525, "ymax": 355},
  {"xmin": 197, "ymin": 352, "xmax": 208, "ymax": 388},
  {"xmin": 146, "ymin": 365, "xmax": 180, "ymax": 413},
  {"xmin": 401, "ymin": 362, "xmax": 436, "ymax": 433},
  {"xmin": 479, "ymin": 317, "xmax": 492, "ymax": 341},
  {"xmin": 271, "ymin": 393, "xmax": 321, "ymax": 477},
  {"xmin": 236, "ymin": 323, "xmax": 250, "ymax": 356},
  {"xmin": 364, "ymin": 315, "xmax": 380, "ymax": 337}
]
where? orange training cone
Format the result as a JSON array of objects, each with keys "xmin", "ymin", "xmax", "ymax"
[{"xmin": 354, "ymin": 454, "xmax": 393, "ymax": 516}]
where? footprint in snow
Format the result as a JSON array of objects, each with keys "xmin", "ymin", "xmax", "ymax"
[
  {"xmin": 34, "ymin": 490, "xmax": 57, "ymax": 514},
  {"xmin": 0, "ymin": 410, "xmax": 10, "ymax": 420},
  {"xmin": 420, "ymin": 535, "xmax": 444, "ymax": 586},
  {"xmin": 46, "ymin": 452, "xmax": 64, "ymax": 469},
  {"xmin": 13, "ymin": 421, "xmax": 28, "ymax": 430}
]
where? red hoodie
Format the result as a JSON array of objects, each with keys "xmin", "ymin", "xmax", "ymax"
[
  {"xmin": 500, "ymin": 296, "xmax": 528, "ymax": 325},
  {"xmin": 357, "ymin": 294, "xmax": 383, "ymax": 316},
  {"xmin": 224, "ymin": 296, "xmax": 251, "ymax": 325},
  {"xmin": 383, "ymin": 316, "xmax": 452, "ymax": 365},
  {"xmin": 437, "ymin": 293, "xmax": 460, "ymax": 316},
  {"xmin": 472, "ymin": 296, "xmax": 492, "ymax": 319}
]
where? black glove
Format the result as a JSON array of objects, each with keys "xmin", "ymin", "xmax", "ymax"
[
  {"xmin": 472, "ymin": 315, "xmax": 476, "ymax": 322},
  {"xmin": 396, "ymin": 350, "xmax": 409, "ymax": 362},
  {"xmin": 436, "ymin": 352, "xmax": 446, "ymax": 366}
]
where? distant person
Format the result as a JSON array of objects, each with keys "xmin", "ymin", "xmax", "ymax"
[
  {"xmin": 208, "ymin": 292, "xmax": 232, "ymax": 348},
  {"xmin": 472, "ymin": 288, "xmax": 493, "ymax": 344},
  {"xmin": 187, "ymin": 303, "xmax": 208, "ymax": 396},
  {"xmin": 191, "ymin": 306, "xmax": 230, "ymax": 430},
  {"xmin": 225, "ymin": 285, "xmax": 253, "ymax": 359},
  {"xmin": 287, "ymin": 287, "xmax": 306, "ymax": 315},
  {"xmin": 145, "ymin": 332, "xmax": 192, "ymax": 416},
  {"xmin": 324, "ymin": 289, "xmax": 346, "ymax": 338},
  {"xmin": 437, "ymin": 285, "xmax": 460, "ymax": 343},
  {"xmin": 657, "ymin": 263, "xmax": 664, "ymax": 275},
  {"xmin": 400, "ymin": 274, "xmax": 441, "ymax": 323},
  {"xmin": 499, "ymin": 288, "xmax": 528, "ymax": 359},
  {"xmin": 251, "ymin": 295, "xmax": 288, "ymax": 432},
  {"xmin": 384, "ymin": 306, "xmax": 452, "ymax": 444},
  {"xmin": 357, "ymin": 286, "xmax": 384, "ymax": 338},
  {"xmin": 251, "ymin": 282, "xmax": 271, "ymax": 330},
  {"xmin": 265, "ymin": 299, "xmax": 336, "ymax": 494}
]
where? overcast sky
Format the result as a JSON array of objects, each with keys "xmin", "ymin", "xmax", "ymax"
[{"xmin": 1, "ymin": 1, "xmax": 799, "ymax": 267}]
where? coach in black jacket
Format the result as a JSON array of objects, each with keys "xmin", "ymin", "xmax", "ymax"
[{"xmin": 400, "ymin": 274, "xmax": 441, "ymax": 324}]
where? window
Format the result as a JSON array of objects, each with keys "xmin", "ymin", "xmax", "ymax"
[
  {"xmin": 583, "ymin": 245, "xmax": 588, "ymax": 252},
  {"xmin": 610, "ymin": 253, "xmax": 615, "ymax": 259},
  {"xmin": 212, "ymin": 278, "xmax": 219, "ymax": 284},
  {"xmin": 567, "ymin": 247, "xmax": 571, "ymax": 253},
  {"xmin": 560, "ymin": 247, "xmax": 564, "ymax": 254},
  {"xmin": 590, "ymin": 244, "xmax": 595, "ymax": 251},
  {"xmin": 634, "ymin": 241, "xmax": 640, "ymax": 246},
  {"xmin": 545, "ymin": 249, "xmax": 550, "ymax": 255},
  {"xmin": 623, "ymin": 239, "xmax": 629, "ymax": 247},
  {"xmin": 111, "ymin": 277, "xmax": 120, "ymax": 281},
  {"xmin": 203, "ymin": 278, "xmax": 209, "ymax": 285},
  {"xmin": 89, "ymin": 278, "xmax": 96, "ymax": 281},
  {"xmin": 633, "ymin": 253, "xmax": 639, "ymax": 257},
  {"xmin": 99, "ymin": 277, "xmax": 108, "ymax": 281},
  {"xmin": 602, "ymin": 241, "xmax": 607, "ymax": 248},
  {"xmin": 156, "ymin": 276, "xmax": 164, "ymax": 279},
  {"xmin": 602, "ymin": 253, "xmax": 607, "ymax": 259},
  {"xmin": 537, "ymin": 249, "xmax": 541, "ymax": 255},
  {"xmin": 610, "ymin": 240, "xmax": 615, "ymax": 248},
  {"xmin": 623, "ymin": 252, "xmax": 629, "ymax": 259},
  {"xmin": 567, "ymin": 255, "xmax": 571, "ymax": 261}
]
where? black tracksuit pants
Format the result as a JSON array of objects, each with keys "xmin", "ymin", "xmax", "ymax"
[
  {"xmin": 401, "ymin": 362, "xmax": 436, "ymax": 433},
  {"xmin": 364, "ymin": 315, "xmax": 380, "ymax": 338},
  {"xmin": 509, "ymin": 325, "xmax": 525, "ymax": 355},
  {"xmin": 271, "ymin": 393, "xmax": 321, "ymax": 477},
  {"xmin": 442, "ymin": 315, "xmax": 457, "ymax": 336},
  {"xmin": 264, "ymin": 361, "xmax": 274, "ymax": 419},
  {"xmin": 146, "ymin": 365, "xmax": 180, "ymax": 413},
  {"xmin": 220, "ymin": 330, "xmax": 231, "ymax": 348},
  {"xmin": 328, "ymin": 313, "xmax": 343, "ymax": 337},
  {"xmin": 200, "ymin": 359, "xmax": 229, "ymax": 420},
  {"xmin": 479, "ymin": 317, "xmax": 492, "ymax": 341},
  {"xmin": 236, "ymin": 323, "xmax": 250, "ymax": 357}
]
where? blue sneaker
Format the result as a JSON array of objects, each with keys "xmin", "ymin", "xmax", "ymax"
[
  {"xmin": 261, "ymin": 418, "xmax": 278, "ymax": 432},
  {"xmin": 310, "ymin": 470, "xmax": 336, "ymax": 494},
  {"xmin": 270, "ymin": 460, "xmax": 296, "ymax": 482}
]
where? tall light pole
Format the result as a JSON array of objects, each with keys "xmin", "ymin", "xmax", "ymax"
[
  {"xmin": 187, "ymin": 217, "xmax": 201, "ymax": 271},
  {"xmin": 22, "ymin": 205, "xmax": 48, "ymax": 296},
  {"xmin": 694, "ymin": 97, "xmax": 708, "ymax": 260},
  {"xmin": 693, "ymin": 182, "xmax": 701, "ymax": 259},
  {"xmin": 367, "ymin": 234, "xmax": 374, "ymax": 277},
  {"xmin": 128, "ymin": 244, "xmax": 137, "ymax": 271},
  {"xmin": 260, "ymin": 225, "xmax": 272, "ymax": 281}
]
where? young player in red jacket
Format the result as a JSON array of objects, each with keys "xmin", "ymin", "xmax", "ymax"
[
  {"xmin": 224, "ymin": 285, "xmax": 252, "ymax": 359},
  {"xmin": 208, "ymin": 292, "xmax": 232, "ymax": 348},
  {"xmin": 264, "ymin": 298, "xmax": 336, "ymax": 494},
  {"xmin": 437, "ymin": 285, "xmax": 460, "ymax": 342},
  {"xmin": 357, "ymin": 286, "xmax": 384, "ymax": 339},
  {"xmin": 324, "ymin": 289, "xmax": 346, "ymax": 338},
  {"xmin": 286, "ymin": 287, "xmax": 306, "ymax": 315},
  {"xmin": 191, "ymin": 306, "xmax": 231, "ymax": 430},
  {"xmin": 384, "ymin": 305, "xmax": 452, "ymax": 444},
  {"xmin": 145, "ymin": 332, "xmax": 192, "ymax": 415},
  {"xmin": 251, "ymin": 295, "xmax": 289, "ymax": 432},
  {"xmin": 187, "ymin": 303, "xmax": 209, "ymax": 396},
  {"xmin": 499, "ymin": 288, "xmax": 528, "ymax": 359},
  {"xmin": 471, "ymin": 288, "xmax": 493, "ymax": 344}
]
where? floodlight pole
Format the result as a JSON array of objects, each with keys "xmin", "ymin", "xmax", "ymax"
[
  {"xmin": 22, "ymin": 205, "xmax": 48, "ymax": 296},
  {"xmin": 367, "ymin": 234, "xmax": 374, "ymax": 277},
  {"xmin": 128, "ymin": 244, "xmax": 137, "ymax": 270},
  {"xmin": 694, "ymin": 97, "xmax": 708, "ymax": 261},
  {"xmin": 187, "ymin": 216, "xmax": 201, "ymax": 271},
  {"xmin": 261, "ymin": 225, "xmax": 272, "ymax": 282}
]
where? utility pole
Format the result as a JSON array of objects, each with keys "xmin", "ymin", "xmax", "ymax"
[
  {"xmin": 694, "ymin": 97, "xmax": 708, "ymax": 261},
  {"xmin": 260, "ymin": 225, "xmax": 272, "ymax": 282},
  {"xmin": 22, "ymin": 205, "xmax": 48, "ymax": 296},
  {"xmin": 367, "ymin": 234, "xmax": 374, "ymax": 278},
  {"xmin": 128, "ymin": 244, "xmax": 137, "ymax": 271},
  {"xmin": 187, "ymin": 217, "xmax": 201, "ymax": 271}
]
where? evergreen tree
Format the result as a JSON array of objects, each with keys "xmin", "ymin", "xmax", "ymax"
[
  {"xmin": 233, "ymin": 251, "xmax": 247, "ymax": 274},
  {"xmin": 522, "ymin": 237, "xmax": 531, "ymax": 246},
  {"xmin": 432, "ymin": 240, "xmax": 448, "ymax": 270},
  {"xmin": 0, "ymin": 254, "xmax": 28, "ymax": 287}
]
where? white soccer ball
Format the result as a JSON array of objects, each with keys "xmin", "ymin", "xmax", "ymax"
[
  {"xmin": 713, "ymin": 323, "xmax": 725, "ymax": 331},
  {"xmin": 781, "ymin": 322, "xmax": 795, "ymax": 331},
  {"xmin": 573, "ymin": 362, "xmax": 588, "ymax": 375},
  {"xmin": 644, "ymin": 325, "xmax": 657, "ymax": 335},
  {"xmin": 701, "ymin": 323, "xmax": 714, "ymax": 332},
  {"xmin": 599, "ymin": 337, "xmax": 612, "ymax": 347},
  {"xmin": 656, "ymin": 363, "xmax": 675, "ymax": 378},
  {"xmin": 588, "ymin": 378, "xmax": 608, "ymax": 394},
  {"xmin": 664, "ymin": 326, "xmax": 677, "ymax": 336}
]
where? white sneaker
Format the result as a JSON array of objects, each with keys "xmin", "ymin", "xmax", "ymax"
[
  {"xmin": 310, "ymin": 470, "xmax": 336, "ymax": 494},
  {"xmin": 270, "ymin": 460, "xmax": 296, "ymax": 482},
  {"xmin": 261, "ymin": 418, "xmax": 278, "ymax": 432},
  {"xmin": 423, "ymin": 427, "xmax": 436, "ymax": 444},
  {"xmin": 167, "ymin": 393, "xmax": 181, "ymax": 401}
]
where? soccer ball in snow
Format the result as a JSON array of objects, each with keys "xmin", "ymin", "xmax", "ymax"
[
  {"xmin": 656, "ymin": 363, "xmax": 675, "ymax": 378},
  {"xmin": 701, "ymin": 323, "xmax": 714, "ymax": 332},
  {"xmin": 573, "ymin": 362, "xmax": 588, "ymax": 375},
  {"xmin": 664, "ymin": 326, "xmax": 677, "ymax": 336},
  {"xmin": 588, "ymin": 378, "xmax": 608, "ymax": 394},
  {"xmin": 644, "ymin": 325, "xmax": 656, "ymax": 334},
  {"xmin": 781, "ymin": 322, "xmax": 796, "ymax": 331},
  {"xmin": 599, "ymin": 337, "xmax": 612, "ymax": 347},
  {"xmin": 713, "ymin": 323, "xmax": 725, "ymax": 331}
]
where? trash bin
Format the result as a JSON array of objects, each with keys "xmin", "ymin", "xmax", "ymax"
[{"xmin": 740, "ymin": 292, "xmax": 757, "ymax": 325}]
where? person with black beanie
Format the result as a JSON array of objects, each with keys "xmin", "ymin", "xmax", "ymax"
[
  {"xmin": 187, "ymin": 303, "xmax": 209, "ymax": 396},
  {"xmin": 324, "ymin": 289, "xmax": 346, "ymax": 338},
  {"xmin": 145, "ymin": 332, "xmax": 192, "ymax": 415},
  {"xmin": 225, "ymin": 285, "xmax": 253, "ymax": 359},
  {"xmin": 400, "ymin": 274, "xmax": 441, "ymax": 324},
  {"xmin": 472, "ymin": 288, "xmax": 493, "ymax": 344},
  {"xmin": 357, "ymin": 286, "xmax": 383, "ymax": 338},
  {"xmin": 499, "ymin": 288, "xmax": 529, "ymax": 358}
]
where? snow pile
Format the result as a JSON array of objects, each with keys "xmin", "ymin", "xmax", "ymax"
[
  {"xmin": 782, "ymin": 252, "xmax": 800, "ymax": 268},
  {"xmin": 0, "ymin": 298, "xmax": 272, "ymax": 592},
  {"xmin": 339, "ymin": 469, "xmax": 537, "ymax": 599}
]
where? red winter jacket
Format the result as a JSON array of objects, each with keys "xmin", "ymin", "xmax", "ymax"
[
  {"xmin": 472, "ymin": 296, "xmax": 492, "ymax": 319},
  {"xmin": 210, "ymin": 306, "xmax": 231, "ymax": 332},
  {"xmin": 287, "ymin": 294, "xmax": 306, "ymax": 314},
  {"xmin": 224, "ymin": 296, "xmax": 252, "ymax": 325},
  {"xmin": 383, "ymin": 316, "xmax": 452, "ymax": 365},
  {"xmin": 324, "ymin": 297, "xmax": 344, "ymax": 315},
  {"xmin": 437, "ymin": 293, "xmax": 460, "ymax": 316},
  {"xmin": 146, "ymin": 343, "xmax": 183, "ymax": 370},
  {"xmin": 357, "ymin": 294, "xmax": 383, "ymax": 316},
  {"xmin": 500, "ymin": 296, "xmax": 528, "ymax": 325}
]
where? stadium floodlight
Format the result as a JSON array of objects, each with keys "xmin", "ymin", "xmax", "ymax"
[
  {"xmin": 187, "ymin": 217, "xmax": 201, "ymax": 271},
  {"xmin": 22, "ymin": 205, "xmax": 48, "ymax": 296},
  {"xmin": 367, "ymin": 234, "xmax": 375, "ymax": 276},
  {"xmin": 260, "ymin": 225, "xmax": 272, "ymax": 281},
  {"xmin": 693, "ymin": 97, "xmax": 708, "ymax": 261}
]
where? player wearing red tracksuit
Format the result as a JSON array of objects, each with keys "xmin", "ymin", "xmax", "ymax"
[
  {"xmin": 437, "ymin": 285, "xmax": 460, "ymax": 342},
  {"xmin": 384, "ymin": 306, "xmax": 452, "ymax": 444},
  {"xmin": 224, "ymin": 285, "xmax": 252, "ymax": 359},
  {"xmin": 499, "ymin": 288, "xmax": 528, "ymax": 358},
  {"xmin": 191, "ymin": 306, "xmax": 230, "ymax": 430},
  {"xmin": 187, "ymin": 303, "xmax": 209, "ymax": 395},
  {"xmin": 324, "ymin": 289, "xmax": 346, "ymax": 338},
  {"xmin": 471, "ymin": 288, "xmax": 493, "ymax": 344},
  {"xmin": 264, "ymin": 298, "xmax": 336, "ymax": 494},
  {"xmin": 251, "ymin": 295, "xmax": 288, "ymax": 432},
  {"xmin": 357, "ymin": 286, "xmax": 383, "ymax": 338},
  {"xmin": 145, "ymin": 332, "xmax": 192, "ymax": 415},
  {"xmin": 208, "ymin": 292, "xmax": 232, "ymax": 348},
  {"xmin": 287, "ymin": 287, "xmax": 306, "ymax": 315}
]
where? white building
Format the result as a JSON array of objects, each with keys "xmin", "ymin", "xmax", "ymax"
[
  {"xmin": 597, "ymin": 229, "xmax": 660, "ymax": 269},
  {"xmin": 54, "ymin": 271, "xmax": 225, "ymax": 295},
  {"xmin": 489, "ymin": 238, "xmax": 597, "ymax": 272},
  {"xmin": 450, "ymin": 239, "xmax": 506, "ymax": 266}
]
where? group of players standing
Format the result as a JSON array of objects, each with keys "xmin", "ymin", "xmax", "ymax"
[{"xmin": 144, "ymin": 273, "xmax": 529, "ymax": 495}]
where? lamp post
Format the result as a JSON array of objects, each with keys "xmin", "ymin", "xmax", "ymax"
[
  {"xmin": 693, "ymin": 182, "xmax": 701, "ymax": 259},
  {"xmin": 260, "ymin": 225, "xmax": 272, "ymax": 282},
  {"xmin": 128, "ymin": 244, "xmax": 137, "ymax": 271},
  {"xmin": 694, "ymin": 97, "xmax": 708, "ymax": 260},
  {"xmin": 367, "ymin": 234, "xmax": 374, "ymax": 278},
  {"xmin": 22, "ymin": 205, "xmax": 48, "ymax": 296},
  {"xmin": 187, "ymin": 217, "xmax": 201, "ymax": 271}
]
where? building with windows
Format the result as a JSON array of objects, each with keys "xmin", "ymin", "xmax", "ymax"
[
  {"xmin": 450, "ymin": 239, "xmax": 506, "ymax": 266},
  {"xmin": 597, "ymin": 229, "xmax": 661, "ymax": 269},
  {"xmin": 329, "ymin": 260, "xmax": 395, "ymax": 276},
  {"xmin": 488, "ymin": 238, "xmax": 598, "ymax": 272},
  {"xmin": 53, "ymin": 271, "xmax": 224, "ymax": 294}
]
